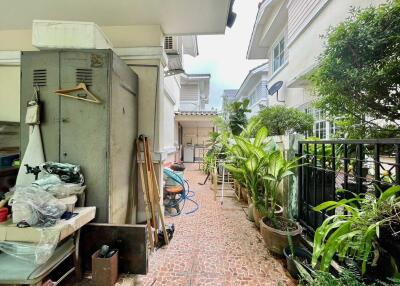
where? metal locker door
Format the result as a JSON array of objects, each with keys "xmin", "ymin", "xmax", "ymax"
[
  {"xmin": 59, "ymin": 50, "xmax": 110, "ymax": 222},
  {"xmin": 20, "ymin": 51, "xmax": 60, "ymax": 162}
]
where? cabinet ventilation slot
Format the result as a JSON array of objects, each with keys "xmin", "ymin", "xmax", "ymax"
[
  {"xmin": 33, "ymin": 69, "xmax": 47, "ymax": 87},
  {"xmin": 76, "ymin": 69, "xmax": 93, "ymax": 86}
]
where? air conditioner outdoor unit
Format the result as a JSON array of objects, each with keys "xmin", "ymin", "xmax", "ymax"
[{"xmin": 164, "ymin": 36, "xmax": 179, "ymax": 54}]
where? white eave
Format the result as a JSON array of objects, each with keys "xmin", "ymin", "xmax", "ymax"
[
  {"xmin": 0, "ymin": 0, "xmax": 233, "ymax": 35},
  {"xmin": 175, "ymin": 111, "xmax": 218, "ymax": 127},
  {"xmin": 236, "ymin": 62, "xmax": 268, "ymax": 100},
  {"xmin": 247, "ymin": 0, "xmax": 286, "ymax": 59}
]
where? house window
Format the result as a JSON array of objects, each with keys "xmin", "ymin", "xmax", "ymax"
[
  {"xmin": 315, "ymin": 121, "xmax": 327, "ymax": 139},
  {"xmin": 250, "ymin": 90, "xmax": 256, "ymax": 106},
  {"xmin": 272, "ymin": 36, "xmax": 286, "ymax": 73},
  {"xmin": 329, "ymin": 120, "xmax": 343, "ymax": 138}
]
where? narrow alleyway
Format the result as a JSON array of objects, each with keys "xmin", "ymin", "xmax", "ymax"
[{"xmin": 133, "ymin": 164, "xmax": 296, "ymax": 286}]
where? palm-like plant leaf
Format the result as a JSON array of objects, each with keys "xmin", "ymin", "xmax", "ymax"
[
  {"xmin": 254, "ymin": 127, "xmax": 269, "ymax": 147},
  {"xmin": 312, "ymin": 185, "xmax": 400, "ymax": 275}
]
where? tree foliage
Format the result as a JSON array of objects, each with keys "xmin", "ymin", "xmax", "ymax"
[
  {"xmin": 227, "ymin": 99, "xmax": 251, "ymax": 135},
  {"xmin": 310, "ymin": 1, "xmax": 400, "ymax": 137},
  {"xmin": 253, "ymin": 105, "xmax": 314, "ymax": 136}
]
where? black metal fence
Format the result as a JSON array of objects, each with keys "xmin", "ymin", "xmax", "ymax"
[{"xmin": 297, "ymin": 139, "xmax": 400, "ymax": 234}]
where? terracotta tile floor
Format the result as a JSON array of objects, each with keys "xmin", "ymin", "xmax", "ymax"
[{"xmin": 132, "ymin": 164, "xmax": 296, "ymax": 286}]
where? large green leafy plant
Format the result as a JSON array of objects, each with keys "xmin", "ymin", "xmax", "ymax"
[
  {"xmin": 312, "ymin": 186, "xmax": 400, "ymax": 274},
  {"xmin": 310, "ymin": 0, "xmax": 400, "ymax": 138},
  {"xmin": 257, "ymin": 150, "xmax": 298, "ymax": 221},
  {"xmin": 202, "ymin": 131, "xmax": 227, "ymax": 174},
  {"xmin": 224, "ymin": 127, "xmax": 275, "ymax": 200},
  {"xmin": 227, "ymin": 99, "xmax": 251, "ymax": 135}
]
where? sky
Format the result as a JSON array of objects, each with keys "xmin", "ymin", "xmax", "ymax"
[{"xmin": 183, "ymin": 0, "xmax": 265, "ymax": 110}]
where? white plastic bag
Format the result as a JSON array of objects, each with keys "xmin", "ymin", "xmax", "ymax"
[{"xmin": 10, "ymin": 186, "xmax": 66, "ymax": 227}]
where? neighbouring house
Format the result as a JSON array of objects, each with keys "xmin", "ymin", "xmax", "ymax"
[
  {"xmin": 179, "ymin": 74, "xmax": 211, "ymax": 112},
  {"xmin": 234, "ymin": 62, "xmax": 269, "ymax": 118},
  {"xmin": 175, "ymin": 110, "xmax": 218, "ymax": 163},
  {"xmin": 162, "ymin": 36, "xmax": 200, "ymax": 163},
  {"xmin": 0, "ymin": 0, "xmax": 233, "ymax": 223},
  {"xmin": 221, "ymin": 89, "xmax": 238, "ymax": 119},
  {"xmin": 174, "ymin": 74, "xmax": 216, "ymax": 163},
  {"xmin": 247, "ymin": 0, "xmax": 387, "ymax": 138},
  {"xmin": 164, "ymin": 71, "xmax": 213, "ymax": 163}
]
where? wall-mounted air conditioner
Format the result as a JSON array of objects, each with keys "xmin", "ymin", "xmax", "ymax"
[{"xmin": 164, "ymin": 36, "xmax": 179, "ymax": 54}]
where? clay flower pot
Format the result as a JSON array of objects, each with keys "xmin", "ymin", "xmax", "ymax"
[
  {"xmin": 241, "ymin": 187, "xmax": 248, "ymax": 204},
  {"xmin": 283, "ymin": 246, "xmax": 312, "ymax": 280},
  {"xmin": 246, "ymin": 193, "xmax": 252, "ymax": 207},
  {"xmin": 247, "ymin": 201, "xmax": 255, "ymax": 222},
  {"xmin": 260, "ymin": 216, "xmax": 302, "ymax": 255},
  {"xmin": 253, "ymin": 207, "xmax": 262, "ymax": 229},
  {"xmin": 253, "ymin": 204, "xmax": 283, "ymax": 229}
]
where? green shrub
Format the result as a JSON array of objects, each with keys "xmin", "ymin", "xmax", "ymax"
[
  {"xmin": 253, "ymin": 106, "xmax": 313, "ymax": 136},
  {"xmin": 310, "ymin": 0, "xmax": 400, "ymax": 138}
]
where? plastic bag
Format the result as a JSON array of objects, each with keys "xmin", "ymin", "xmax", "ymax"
[
  {"xmin": 42, "ymin": 162, "xmax": 84, "ymax": 184},
  {"xmin": 46, "ymin": 184, "xmax": 86, "ymax": 199},
  {"xmin": 32, "ymin": 162, "xmax": 85, "ymax": 198},
  {"xmin": 0, "ymin": 226, "xmax": 61, "ymax": 265},
  {"xmin": 33, "ymin": 174, "xmax": 86, "ymax": 199},
  {"xmin": 10, "ymin": 186, "xmax": 66, "ymax": 227}
]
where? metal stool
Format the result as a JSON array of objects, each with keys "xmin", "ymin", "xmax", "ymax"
[{"xmin": 164, "ymin": 185, "xmax": 184, "ymax": 214}]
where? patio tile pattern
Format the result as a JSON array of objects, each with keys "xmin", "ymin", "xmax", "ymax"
[{"xmin": 133, "ymin": 164, "xmax": 296, "ymax": 286}]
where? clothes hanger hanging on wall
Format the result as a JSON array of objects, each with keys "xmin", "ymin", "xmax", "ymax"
[{"xmin": 55, "ymin": 82, "xmax": 101, "ymax": 104}]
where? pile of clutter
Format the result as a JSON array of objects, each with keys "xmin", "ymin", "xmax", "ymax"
[
  {"xmin": 7, "ymin": 162, "xmax": 85, "ymax": 227},
  {"xmin": 0, "ymin": 162, "xmax": 86, "ymax": 264}
]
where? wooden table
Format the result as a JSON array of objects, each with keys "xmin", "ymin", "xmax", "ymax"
[{"xmin": 0, "ymin": 207, "xmax": 96, "ymax": 243}]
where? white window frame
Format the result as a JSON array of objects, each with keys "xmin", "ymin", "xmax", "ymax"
[{"xmin": 271, "ymin": 31, "xmax": 287, "ymax": 74}]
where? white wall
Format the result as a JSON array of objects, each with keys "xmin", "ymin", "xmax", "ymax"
[
  {"xmin": 162, "ymin": 90, "xmax": 178, "ymax": 152},
  {"xmin": 0, "ymin": 66, "xmax": 20, "ymax": 122},
  {"xmin": 182, "ymin": 127, "xmax": 213, "ymax": 146},
  {"xmin": 163, "ymin": 75, "xmax": 181, "ymax": 162}
]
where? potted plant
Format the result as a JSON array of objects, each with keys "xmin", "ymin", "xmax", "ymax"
[
  {"xmin": 257, "ymin": 150, "xmax": 302, "ymax": 255},
  {"xmin": 312, "ymin": 186, "xmax": 400, "ymax": 277},
  {"xmin": 296, "ymin": 265, "xmax": 373, "ymax": 286},
  {"xmin": 284, "ymin": 232, "xmax": 312, "ymax": 280},
  {"xmin": 224, "ymin": 126, "xmax": 274, "ymax": 211}
]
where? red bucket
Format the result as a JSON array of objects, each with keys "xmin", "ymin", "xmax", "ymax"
[{"xmin": 0, "ymin": 207, "xmax": 8, "ymax": 222}]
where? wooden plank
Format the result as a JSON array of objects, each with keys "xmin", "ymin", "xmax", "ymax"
[
  {"xmin": 80, "ymin": 223, "xmax": 148, "ymax": 275},
  {"xmin": 136, "ymin": 139, "xmax": 154, "ymax": 251},
  {"xmin": 144, "ymin": 137, "xmax": 169, "ymax": 245},
  {"xmin": 141, "ymin": 137, "xmax": 159, "ymax": 245}
]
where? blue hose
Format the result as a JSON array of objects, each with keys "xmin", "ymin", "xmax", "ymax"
[{"xmin": 163, "ymin": 168, "xmax": 199, "ymax": 216}]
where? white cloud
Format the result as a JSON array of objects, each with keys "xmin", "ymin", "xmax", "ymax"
[{"xmin": 184, "ymin": 0, "xmax": 265, "ymax": 109}]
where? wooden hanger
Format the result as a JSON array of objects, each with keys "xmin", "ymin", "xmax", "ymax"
[{"xmin": 55, "ymin": 82, "xmax": 101, "ymax": 104}]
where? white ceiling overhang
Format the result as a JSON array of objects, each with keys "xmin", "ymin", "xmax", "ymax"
[{"xmin": 0, "ymin": 0, "xmax": 232, "ymax": 35}]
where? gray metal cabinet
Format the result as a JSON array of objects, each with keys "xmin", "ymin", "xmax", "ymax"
[{"xmin": 20, "ymin": 50, "xmax": 139, "ymax": 223}]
